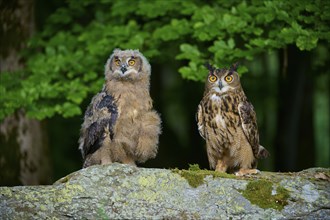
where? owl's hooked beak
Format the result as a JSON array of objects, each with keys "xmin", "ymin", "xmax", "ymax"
[
  {"xmin": 218, "ymin": 80, "xmax": 223, "ymax": 89},
  {"xmin": 120, "ymin": 65, "xmax": 127, "ymax": 74}
]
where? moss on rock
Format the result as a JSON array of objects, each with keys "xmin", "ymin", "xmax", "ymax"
[
  {"xmin": 241, "ymin": 179, "xmax": 290, "ymax": 210},
  {"xmin": 172, "ymin": 164, "xmax": 235, "ymax": 188},
  {"xmin": 1, "ymin": 164, "xmax": 329, "ymax": 219}
]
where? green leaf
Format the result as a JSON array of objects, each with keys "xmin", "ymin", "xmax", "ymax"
[
  {"xmin": 1, "ymin": 0, "xmax": 328, "ymax": 120},
  {"xmin": 228, "ymin": 38, "xmax": 235, "ymax": 49},
  {"xmin": 296, "ymin": 35, "xmax": 319, "ymax": 51},
  {"xmin": 176, "ymin": 44, "xmax": 201, "ymax": 61},
  {"xmin": 61, "ymin": 102, "xmax": 82, "ymax": 118}
]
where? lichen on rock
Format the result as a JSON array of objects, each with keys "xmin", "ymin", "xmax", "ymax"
[{"xmin": 0, "ymin": 164, "xmax": 329, "ymax": 219}]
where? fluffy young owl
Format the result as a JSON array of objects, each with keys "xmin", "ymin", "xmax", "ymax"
[
  {"xmin": 196, "ymin": 63, "xmax": 269, "ymax": 176},
  {"xmin": 79, "ymin": 49, "xmax": 161, "ymax": 168}
]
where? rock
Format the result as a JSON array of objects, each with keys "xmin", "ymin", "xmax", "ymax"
[{"xmin": 0, "ymin": 164, "xmax": 329, "ymax": 219}]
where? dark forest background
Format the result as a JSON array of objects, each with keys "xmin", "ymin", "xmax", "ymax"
[{"xmin": 0, "ymin": 0, "xmax": 329, "ymax": 186}]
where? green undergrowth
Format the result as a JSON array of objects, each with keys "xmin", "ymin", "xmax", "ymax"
[
  {"xmin": 241, "ymin": 179, "xmax": 290, "ymax": 211},
  {"xmin": 172, "ymin": 164, "xmax": 236, "ymax": 188}
]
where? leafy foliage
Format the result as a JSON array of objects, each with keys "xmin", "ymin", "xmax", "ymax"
[{"xmin": 1, "ymin": 0, "xmax": 329, "ymax": 120}]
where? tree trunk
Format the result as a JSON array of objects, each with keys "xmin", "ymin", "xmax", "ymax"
[
  {"xmin": 0, "ymin": 0, "xmax": 52, "ymax": 185},
  {"xmin": 275, "ymin": 46, "xmax": 315, "ymax": 172}
]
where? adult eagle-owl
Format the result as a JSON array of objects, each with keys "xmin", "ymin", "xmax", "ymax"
[
  {"xmin": 79, "ymin": 49, "xmax": 161, "ymax": 168},
  {"xmin": 196, "ymin": 63, "xmax": 269, "ymax": 176}
]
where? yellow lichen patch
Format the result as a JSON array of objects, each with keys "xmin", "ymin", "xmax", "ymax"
[
  {"xmin": 232, "ymin": 204, "xmax": 245, "ymax": 212},
  {"xmin": 23, "ymin": 189, "xmax": 47, "ymax": 202},
  {"xmin": 39, "ymin": 205, "xmax": 46, "ymax": 211},
  {"xmin": 0, "ymin": 187, "xmax": 13, "ymax": 197},
  {"xmin": 138, "ymin": 175, "xmax": 157, "ymax": 187},
  {"xmin": 54, "ymin": 183, "xmax": 85, "ymax": 204},
  {"xmin": 241, "ymin": 180, "xmax": 290, "ymax": 210},
  {"xmin": 129, "ymin": 173, "xmax": 183, "ymax": 202},
  {"xmin": 129, "ymin": 186, "xmax": 160, "ymax": 202},
  {"xmin": 135, "ymin": 189, "xmax": 159, "ymax": 202},
  {"xmin": 172, "ymin": 164, "xmax": 236, "ymax": 188}
]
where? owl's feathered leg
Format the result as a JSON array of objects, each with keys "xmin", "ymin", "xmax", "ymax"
[
  {"xmin": 215, "ymin": 159, "xmax": 227, "ymax": 172},
  {"xmin": 82, "ymin": 146, "xmax": 112, "ymax": 168},
  {"xmin": 82, "ymin": 155, "xmax": 98, "ymax": 168},
  {"xmin": 122, "ymin": 157, "xmax": 137, "ymax": 166},
  {"xmin": 205, "ymin": 141, "xmax": 218, "ymax": 170},
  {"xmin": 135, "ymin": 111, "xmax": 161, "ymax": 163}
]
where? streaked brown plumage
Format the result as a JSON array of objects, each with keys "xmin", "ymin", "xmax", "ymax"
[
  {"xmin": 79, "ymin": 49, "xmax": 161, "ymax": 168},
  {"xmin": 197, "ymin": 63, "xmax": 269, "ymax": 176}
]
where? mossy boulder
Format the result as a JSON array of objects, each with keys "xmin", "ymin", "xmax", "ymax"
[{"xmin": 0, "ymin": 164, "xmax": 329, "ymax": 219}]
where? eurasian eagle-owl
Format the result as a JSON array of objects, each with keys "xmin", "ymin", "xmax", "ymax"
[
  {"xmin": 196, "ymin": 63, "xmax": 269, "ymax": 176},
  {"xmin": 79, "ymin": 49, "xmax": 161, "ymax": 168}
]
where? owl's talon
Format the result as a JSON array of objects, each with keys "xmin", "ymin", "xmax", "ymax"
[{"xmin": 235, "ymin": 169, "xmax": 260, "ymax": 176}]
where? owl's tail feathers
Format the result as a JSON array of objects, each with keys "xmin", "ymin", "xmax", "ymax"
[{"xmin": 257, "ymin": 145, "xmax": 270, "ymax": 159}]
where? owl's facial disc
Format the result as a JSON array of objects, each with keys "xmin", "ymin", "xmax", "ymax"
[{"xmin": 111, "ymin": 56, "xmax": 140, "ymax": 79}]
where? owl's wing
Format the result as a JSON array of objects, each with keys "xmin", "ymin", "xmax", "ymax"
[
  {"xmin": 79, "ymin": 92, "xmax": 118, "ymax": 159},
  {"xmin": 238, "ymin": 101, "xmax": 260, "ymax": 158},
  {"xmin": 196, "ymin": 103, "xmax": 206, "ymax": 139}
]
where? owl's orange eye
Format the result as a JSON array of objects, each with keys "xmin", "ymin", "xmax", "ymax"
[
  {"xmin": 208, "ymin": 75, "xmax": 217, "ymax": 83},
  {"xmin": 225, "ymin": 75, "xmax": 233, "ymax": 82},
  {"xmin": 128, "ymin": 59, "xmax": 135, "ymax": 66},
  {"xmin": 115, "ymin": 59, "xmax": 120, "ymax": 66}
]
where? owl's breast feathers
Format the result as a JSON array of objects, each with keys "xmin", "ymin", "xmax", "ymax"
[
  {"xmin": 198, "ymin": 91, "xmax": 266, "ymax": 157},
  {"xmin": 80, "ymin": 91, "xmax": 118, "ymax": 159},
  {"xmin": 198, "ymin": 92, "xmax": 241, "ymax": 136}
]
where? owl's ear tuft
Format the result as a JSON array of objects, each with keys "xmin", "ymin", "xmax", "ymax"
[
  {"xmin": 230, "ymin": 62, "xmax": 239, "ymax": 72},
  {"xmin": 204, "ymin": 62, "xmax": 216, "ymax": 74}
]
